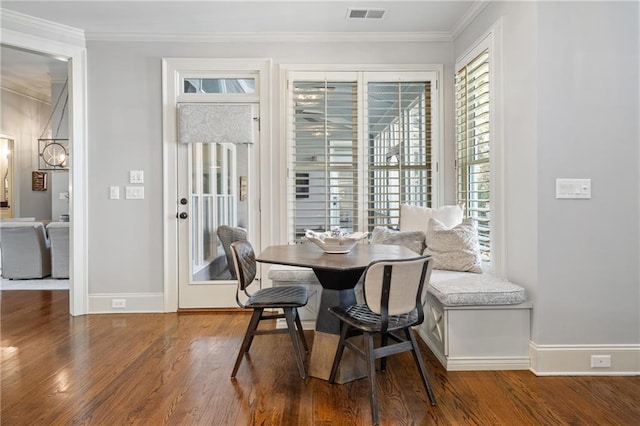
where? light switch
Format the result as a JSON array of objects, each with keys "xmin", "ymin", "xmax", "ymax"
[
  {"xmin": 129, "ymin": 170, "xmax": 144, "ymax": 184},
  {"xmin": 109, "ymin": 186, "xmax": 120, "ymax": 200},
  {"xmin": 556, "ymin": 178, "xmax": 591, "ymax": 199},
  {"xmin": 125, "ymin": 186, "xmax": 144, "ymax": 200}
]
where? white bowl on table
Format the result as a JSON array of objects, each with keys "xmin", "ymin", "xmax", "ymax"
[{"xmin": 304, "ymin": 230, "xmax": 369, "ymax": 254}]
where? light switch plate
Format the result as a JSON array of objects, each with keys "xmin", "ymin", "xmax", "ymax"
[
  {"xmin": 125, "ymin": 186, "xmax": 144, "ymax": 200},
  {"xmin": 556, "ymin": 178, "xmax": 591, "ymax": 199},
  {"xmin": 109, "ymin": 186, "xmax": 120, "ymax": 200},
  {"xmin": 129, "ymin": 170, "xmax": 144, "ymax": 184}
]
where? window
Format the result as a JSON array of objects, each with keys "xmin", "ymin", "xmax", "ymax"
[
  {"xmin": 183, "ymin": 77, "xmax": 255, "ymax": 94},
  {"xmin": 455, "ymin": 49, "xmax": 491, "ymax": 263},
  {"xmin": 286, "ymin": 70, "xmax": 438, "ymax": 243}
]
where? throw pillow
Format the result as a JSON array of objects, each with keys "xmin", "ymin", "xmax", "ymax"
[
  {"xmin": 371, "ymin": 226, "xmax": 425, "ymax": 254},
  {"xmin": 399, "ymin": 204, "xmax": 463, "ymax": 236},
  {"xmin": 423, "ymin": 218, "xmax": 483, "ymax": 273}
]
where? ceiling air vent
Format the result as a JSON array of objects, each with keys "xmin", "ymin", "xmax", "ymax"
[{"xmin": 347, "ymin": 8, "xmax": 386, "ymax": 20}]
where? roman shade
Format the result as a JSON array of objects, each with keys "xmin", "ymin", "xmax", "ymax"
[{"xmin": 178, "ymin": 103, "xmax": 253, "ymax": 144}]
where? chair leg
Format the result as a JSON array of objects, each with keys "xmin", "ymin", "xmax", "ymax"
[
  {"xmin": 405, "ymin": 327, "xmax": 437, "ymax": 405},
  {"xmin": 364, "ymin": 332, "xmax": 380, "ymax": 425},
  {"xmin": 284, "ymin": 308, "xmax": 307, "ymax": 379},
  {"xmin": 328, "ymin": 321, "xmax": 350, "ymax": 384},
  {"xmin": 231, "ymin": 308, "xmax": 263, "ymax": 378},
  {"xmin": 293, "ymin": 308, "xmax": 309, "ymax": 353},
  {"xmin": 380, "ymin": 333, "xmax": 388, "ymax": 372}
]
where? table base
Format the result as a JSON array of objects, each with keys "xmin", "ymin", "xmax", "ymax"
[{"xmin": 308, "ymin": 331, "xmax": 367, "ymax": 384}]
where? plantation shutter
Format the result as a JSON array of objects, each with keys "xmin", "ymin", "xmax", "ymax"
[
  {"xmin": 366, "ymin": 81, "xmax": 432, "ymax": 229},
  {"xmin": 455, "ymin": 49, "xmax": 491, "ymax": 261},
  {"xmin": 289, "ymin": 80, "xmax": 358, "ymax": 242}
]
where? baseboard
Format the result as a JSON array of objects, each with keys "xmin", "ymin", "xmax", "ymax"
[
  {"xmin": 89, "ymin": 293, "xmax": 164, "ymax": 313},
  {"xmin": 529, "ymin": 342, "xmax": 640, "ymax": 376}
]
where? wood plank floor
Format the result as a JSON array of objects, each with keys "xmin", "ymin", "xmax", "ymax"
[{"xmin": 1, "ymin": 290, "xmax": 639, "ymax": 425}]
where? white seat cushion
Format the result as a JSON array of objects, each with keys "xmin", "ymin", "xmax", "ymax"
[{"xmin": 428, "ymin": 270, "xmax": 527, "ymax": 306}]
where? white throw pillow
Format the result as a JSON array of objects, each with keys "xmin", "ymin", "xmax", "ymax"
[
  {"xmin": 423, "ymin": 217, "xmax": 483, "ymax": 273},
  {"xmin": 371, "ymin": 226, "xmax": 425, "ymax": 254},
  {"xmin": 399, "ymin": 204, "xmax": 463, "ymax": 235}
]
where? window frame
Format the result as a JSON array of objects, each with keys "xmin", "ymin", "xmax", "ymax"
[
  {"xmin": 280, "ymin": 65, "xmax": 443, "ymax": 244},
  {"xmin": 455, "ymin": 24, "xmax": 503, "ymax": 276}
]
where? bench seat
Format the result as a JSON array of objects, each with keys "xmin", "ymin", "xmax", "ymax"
[{"xmin": 420, "ymin": 270, "xmax": 531, "ymax": 371}]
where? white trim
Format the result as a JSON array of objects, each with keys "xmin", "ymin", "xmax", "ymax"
[
  {"xmin": 1, "ymin": 83, "xmax": 52, "ymax": 104},
  {"xmin": 449, "ymin": 0, "xmax": 492, "ymax": 40},
  {"xmin": 0, "ymin": 9, "xmax": 85, "ymax": 47},
  {"xmin": 416, "ymin": 327, "xmax": 531, "ymax": 371},
  {"xmin": 529, "ymin": 342, "xmax": 640, "ymax": 376},
  {"xmin": 86, "ymin": 31, "xmax": 452, "ymax": 43},
  {"xmin": 1, "ymin": 8, "xmax": 89, "ymax": 316},
  {"xmin": 454, "ymin": 20, "xmax": 505, "ymax": 277},
  {"xmin": 89, "ymin": 293, "xmax": 165, "ymax": 314},
  {"xmin": 162, "ymin": 58, "xmax": 272, "ymax": 312}
]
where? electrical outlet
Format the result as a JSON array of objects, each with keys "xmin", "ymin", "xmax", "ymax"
[
  {"xmin": 590, "ymin": 355, "xmax": 611, "ymax": 368},
  {"xmin": 111, "ymin": 299, "xmax": 126, "ymax": 309}
]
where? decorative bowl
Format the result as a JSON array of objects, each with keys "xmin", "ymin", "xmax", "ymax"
[{"xmin": 304, "ymin": 230, "xmax": 369, "ymax": 254}]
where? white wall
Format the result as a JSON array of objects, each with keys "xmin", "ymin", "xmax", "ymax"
[
  {"xmin": 86, "ymin": 39, "xmax": 454, "ymax": 294},
  {"xmin": 0, "ymin": 88, "xmax": 52, "ymax": 219},
  {"xmin": 455, "ymin": 1, "xmax": 639, "ymax": 352}
]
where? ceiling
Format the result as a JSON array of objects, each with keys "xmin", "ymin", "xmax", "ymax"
[
  {"xmin": 1, "ymin": 1, "xmax": 481, "ymax": 37},
  {"xmin": 0, "ymin": 1, "xmax": 484, "ymax": 102}
]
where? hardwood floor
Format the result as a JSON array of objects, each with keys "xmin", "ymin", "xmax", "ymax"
[{"xmin": 1, "ymin": 290, "xmax": 639, "ymax": 425}]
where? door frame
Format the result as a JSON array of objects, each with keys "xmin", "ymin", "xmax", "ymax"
[
  {"xmin": 1, "ymin": 11, "xmax": 89, "ymax": 315},
  {"xmin": 162, "ymin": 58, "xmax": 272, "ymax": 312}
]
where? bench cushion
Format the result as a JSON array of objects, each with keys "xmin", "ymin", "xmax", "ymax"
[
  {"xmin": 268, "ymin": 265, "xmax": 318, "ymax": 282},
  {"xmin": 428, "ymin": 270, "xmax": 527, "ymax": 306}
]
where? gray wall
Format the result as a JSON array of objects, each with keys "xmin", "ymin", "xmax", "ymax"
[
  {"xmin": 455, "ymin": 1, "xmax": 639, "ymax": 346},
  {"xmin": 86, "ymin": 39, "xmax": 454, "ymax": 294},
  {"xmin": 0, "ymin": 88, "xmax": 52, "ymax": 220}
]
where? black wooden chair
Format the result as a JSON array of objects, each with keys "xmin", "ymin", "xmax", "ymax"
[
  {"xmin": 229, "ymin": 240, "xmax": 309, "ymax": 379},
  {"xmin": 328, "ymin": 256, "xmax": 437, "ymax": 425}
]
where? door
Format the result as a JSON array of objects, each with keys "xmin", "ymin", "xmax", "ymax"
[{"xmin": 177, "ymin": 104, "xmax": 260, "ymax": 308}]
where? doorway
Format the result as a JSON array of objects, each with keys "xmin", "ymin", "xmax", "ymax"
[
  {"xmin": 162, "ymin": 59, "xmax": 272, "ymax": 311},
  {"xmin": 1, "ymin": 18, "xmax": 90, "ymax": 315}
]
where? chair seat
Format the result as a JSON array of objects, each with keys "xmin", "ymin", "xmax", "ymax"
[
  {"xmin": 329, "ymin": 304, "xmax": 419, "ymax": 333},
  {"xmin": 246, "ymin": 285, "xmax": 308, "ymax": 308}
]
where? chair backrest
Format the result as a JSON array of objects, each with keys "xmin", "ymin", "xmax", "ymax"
[
  {"xmin": 217, "ymin": 225, "xmax": 247, "ymax": 279},
  {"xmin": 363, "ymin": 256, "xmax": 433, "ymax": 325},
  {"xmin": 0, "ymin": 222, "xmax": 51, "ymax": 278},
  {"xmin": 230, "ymin": 240, "xmax": 257, "ymax": 307}
]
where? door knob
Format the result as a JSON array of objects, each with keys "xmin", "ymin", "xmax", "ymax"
[{"xmin": 178, "ymin": 212, "xmax": 188, "ymax": 219}]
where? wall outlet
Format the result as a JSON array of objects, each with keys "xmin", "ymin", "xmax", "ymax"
[
  {"xmin": 111, "ymin": 299, "xmax": 126, "ymax": 309},
  {"xmin": 590, "ymin": 355, "xmax": 611, "ymax": 368}
]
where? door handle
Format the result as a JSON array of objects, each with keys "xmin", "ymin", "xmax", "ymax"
[{"xmin": 178, "ymin": 212, "xmax": 188, "ymax": 219}]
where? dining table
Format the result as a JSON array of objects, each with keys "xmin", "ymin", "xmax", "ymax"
[{"xmin": 256, "ymin": 242, "xmax": 421, "ymax": 383}]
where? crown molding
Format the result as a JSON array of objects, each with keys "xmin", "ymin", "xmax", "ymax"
[
  {"xmin": 0, "ymin": 8, "xmax": 85, "ymax": 48},
  {"xmin": 450, "ymin": 0, "xmax": 491, "ymax": 40},
  {"xmin": 86, "ymin": 31, "xmax": 453, "ymax": 43},
  {"xmin": 1, "ymin": 84, "xmax": 51, "ymax": 105}
]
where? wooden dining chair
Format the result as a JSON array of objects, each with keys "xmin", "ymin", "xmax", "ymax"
[
  {"xmin": 328, "ymin": 256, "xmax": 437, "ymax": 425},
  {"xmin": 229, "ymin": 240, "xmax": 310, "ymax": 379}
]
